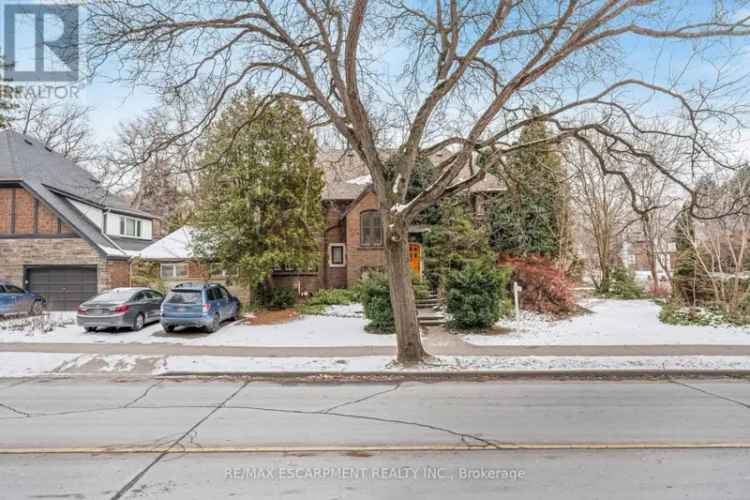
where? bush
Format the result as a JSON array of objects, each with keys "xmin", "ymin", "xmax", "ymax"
[
  {"xmin": 357, "ymin": 273, "xmax": 395, "ymax": 333},
  {"xmin": 308, "ymin": 288, "xmax": 359, "ymax": 305},
  {"xmin": 356, "ymin": 272, "xmax": 435, "ymax": 333},
  {"xmin": 296, "ymin": 288, "xmax": 359, "ymax": 315},
  {"xmin": 601, "ymin": 267, "xmax": 643, "ymax": 299},
  {"xmin": 445, "ymin": 262, "xmax": 511, "ymax": 330},
  {"xmin": 659, "ymin": 301, "xmax": 729, "ymax": 326},
  {"xmin": 660, "ymin": 300, "xmax": 750, "ymax": 327},
  {"xmin": 500, "ymin": 255, "xmax": 577, "ymax": 316},
  {"xmin": 257, "ymin": 286, "xmax": 297, "ymax": 310}
]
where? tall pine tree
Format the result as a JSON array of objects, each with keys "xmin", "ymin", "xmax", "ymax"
[
  {"xmin": 192, "ymin": 91, "xmax": 324, "ymax": 290},
  {"xmin": 488, "ymin": 113, "xmax": 570, "ymax": 259}
]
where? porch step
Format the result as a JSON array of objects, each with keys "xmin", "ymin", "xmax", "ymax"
[
  {"xmin": 416, "ymin": 302, "xmax": 440, "ymax": 309},
  {"xmin": 419, "ymin": 318, "xmax": 446, "ymax": 326}
]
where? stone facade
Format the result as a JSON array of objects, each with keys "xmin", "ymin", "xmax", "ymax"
[
  {"xmin": 0, "ymin": 237, "xmax": 126, "ymax": 291},
  {"xmin": 0, "ymin": 186, "xmax": 136, "ymax": 294}
]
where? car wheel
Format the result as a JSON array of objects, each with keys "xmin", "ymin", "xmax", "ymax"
[
  {"xmin": 206, "ymin": 314, "xmax": 220, "ymax": 333},
  {"xmin": 132, "ymin": 313, "xmax": 145, "ymax": 332},
  {"xmin": 84, "ymin": 326, "xmax": 96, "ymax": 332},
  {"xmin": 164, "ymin": 325, "xmax": 175, "ymax": 333},
  {"xmin": 29, "ymin": 300, "xmax": 44, "ymax": 316}
]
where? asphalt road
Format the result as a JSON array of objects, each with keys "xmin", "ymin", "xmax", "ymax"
[{"xmin": 0, "ymin": 377, "xmax": 749, "ymax": 499}]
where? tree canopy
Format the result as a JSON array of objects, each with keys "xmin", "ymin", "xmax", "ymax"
[
  {"xmin": 489, "ymin": 116, "xmax": 569, "ymax": 258},
  {"xmin": 192, "ymin": 92, "xmax": 324, "ymax": 290}
]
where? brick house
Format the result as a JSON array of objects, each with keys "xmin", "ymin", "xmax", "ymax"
[
  {"xmin": 277, "ymin": 150, "xmax": 503, "ymax": 294},
  {"xmin": 138, "ymin": 151, "xmax": 502, "ymax": 297},
  {"xmin": 0, "ymin": 130, "xmax": 159, "ymax": 310}
]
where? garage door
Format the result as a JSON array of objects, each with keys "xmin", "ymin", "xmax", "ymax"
[{"xmin": 26, "ymin": 267, "xmax": 98, "ymax": 311}]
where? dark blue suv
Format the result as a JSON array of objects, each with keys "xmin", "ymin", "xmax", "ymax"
[{"xmin": 160, "ymin": 283, "xmax": 240, "ymax": 333}]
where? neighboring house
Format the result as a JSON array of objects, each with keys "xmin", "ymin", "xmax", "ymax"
[
  {"xmin": 137, "ymin": 226, "xmax": 249, "ymax": 301},
  {"xmin": 621, "ymin": 229, "xmax": 676, "ymax": 286},
  {"xmin": 0, "ymin": 130, "xmax": 159, "ymax": 310}
]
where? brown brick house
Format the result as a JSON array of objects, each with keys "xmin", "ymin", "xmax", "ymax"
[
  {"xmin": 0, "ymin": 130, "xmax": 159, "ymax": 310},
  {"xmin": 138, "ymin": 150, "xmax": 503, "ymax": 297},
  {"xmin": 277, "ymin": 150, "xmax": 503, "ymax": 294}
]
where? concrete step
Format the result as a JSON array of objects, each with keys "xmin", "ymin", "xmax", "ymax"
[
  {"xmin": 418, "ymin": 313, "xmax": 445, "ymax": 321},
  {"xmin": 419, "ymin": 319, "xmax": 446, "ymax": 326},
  {"xmin": 416, "ymin": 303, "xmax": 440, "ymax": 309}
]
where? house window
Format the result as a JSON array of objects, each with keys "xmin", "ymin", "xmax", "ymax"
[
  {"xmin": 119, "ymin": 216, "xmax": 143, "ymax": 238},
  {"xmin": 160, "ymin": 262, "xmax": 189, "ymax": 279},
  {"xmin": 360, "ymin": 210, "xmax": 383, "ymax": 247},
  {"xmin": 329, "ymin": 243, "xmax": 346, "ymax": 267}
]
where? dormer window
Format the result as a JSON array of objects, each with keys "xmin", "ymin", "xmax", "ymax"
[{"xmin": 120, "ymin": 216, "xmax": 143, "ymax": 238}]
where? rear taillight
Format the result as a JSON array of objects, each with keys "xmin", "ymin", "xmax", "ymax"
[
  {"xmin": 113, "ymin": 305, "xmax": 129, "ymax": 313},
  {"xmin": 77, "ymin": 307, "xmax": 87, "ymax": 315},
  {"xmin": 202, "ymin": 304, "xmax": 210, "ymax": 313}
]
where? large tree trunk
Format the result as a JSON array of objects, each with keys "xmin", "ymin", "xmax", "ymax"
[{"xmin": 384, "ymin": 217, "xmax": 427, "ymax": 364}]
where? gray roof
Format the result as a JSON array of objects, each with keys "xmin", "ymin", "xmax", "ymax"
[
  {"xmin": 317, "ymin": 149, "xmax": 505, "ymax": 201},
  {"xmin": 0, "ymin": 130, "xmax": 155, "ymax": 258}
]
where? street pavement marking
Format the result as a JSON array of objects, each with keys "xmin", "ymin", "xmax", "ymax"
[{"xmin": 2, "ymin": 443, "xmax": 750, "ymax": 454}]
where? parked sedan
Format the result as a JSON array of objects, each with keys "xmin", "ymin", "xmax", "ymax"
[
  {"xmin": 0, "ymin": 282, "xmax": 46, "ymax": 316},
  {"xmin": 77, "ymin": 288, "xmax": 164, "ymax": 332}
]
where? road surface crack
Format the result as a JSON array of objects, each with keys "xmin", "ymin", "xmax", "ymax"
[
  {"xmin": 110, "ymin": 381, "xmax": 249, "ymax": 500},
  {"xmin": 223, "ymin": 403, "xmax": 497, "ymax": 449},
  {"xmin": 0, "ymin": 401, "xmax": 31, "ymax": 417},
  {"xmin": 668, "ymin": 379, "xmax": 750, "ymax": 410},
  {"xmin": 321, "ymin": 384, "xmax": 401, "ymax": 413},
  {"xmin": 124, "ymin": 381, "xmax": 162, "ymax": 408}
]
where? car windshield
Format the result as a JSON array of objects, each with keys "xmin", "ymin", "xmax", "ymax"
[
  {"xmin": 91, "ymin": 290, "xmax": 135, "ymax": 303},
  {"xmin": 166, "ymin": 290, "xmax": 203, "ymax": 304}
]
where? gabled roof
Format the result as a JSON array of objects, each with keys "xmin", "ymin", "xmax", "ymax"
[
  {"xmin": 138, "ymin": 226, "xmax": 197, "ymax": 260},
  {"xmin": 317, "ymin": 149, "xmax": 505, "ymax": 201},
  {"xmin": 0, "ymin": 130, "xmax": 156, "ymax": 258}
]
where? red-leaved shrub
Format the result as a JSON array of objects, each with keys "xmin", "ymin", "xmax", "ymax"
[{"xmin": 499, "ymin": 255, "xmax": 577, "ymax": 316}]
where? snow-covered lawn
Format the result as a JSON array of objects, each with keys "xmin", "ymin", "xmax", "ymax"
[
  {"xmin": 0, "ymin": 312, "xmax": 394, "ymax": 347},
  {"xmin": 2, "ymin": 351, "xmax": 750, "ymax": 377},
  {"xmin": 465, "ymin": 299, "xmax": 750, "ymax": 346}
]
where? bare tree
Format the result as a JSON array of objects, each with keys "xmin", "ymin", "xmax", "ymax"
[
  {"xmin": 684, "ymin": 172, "xmax": 750, "ymax": 317},
  {"xmin": 86, "ymin": 0, "xmax": 750, "ymax": 363},
  {"xmin": 14, "ymin": 97, "xmax": 96, "ymax": 165},
  {"xmin": 567, "ymin": 138, "xmax": 633, "ymax": 290},
  {"xmin": 101, "ymin": 107, "xmax": 203, "ymax": 227}
]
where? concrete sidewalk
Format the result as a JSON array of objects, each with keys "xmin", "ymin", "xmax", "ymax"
[{"xmin": 2, "ymin": 341, "xmax": 750, "ymax": 357}]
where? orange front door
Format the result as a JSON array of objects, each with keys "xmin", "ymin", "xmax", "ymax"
[{"xmin": 409, "ymin": 243, "xmax": 422, "ymax": 276}]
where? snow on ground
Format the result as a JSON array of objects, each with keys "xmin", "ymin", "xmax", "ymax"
[
  {"xmin": 163, "ymin": 355, "xmax": 750, "ymax": 374},
  {"xmin": 321, "ymin": 303, "xmax": 364, "ymax": 318},
  {"xmin": 465, "ymin": 299, "xmax": 750, "ymax": 346},
  {"xmin": 0, "ymin": 314, "xmax": 394, "ymax": 347},
  {"xmin": 0, "ymin": 352, "xmax": 81, "ymax": 378},
  {"xmin": 1, "ymin": 352, "xmax": 750, "ymax": 377}
]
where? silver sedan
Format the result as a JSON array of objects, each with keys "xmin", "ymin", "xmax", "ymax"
[{"xmin": 76, "ymin": 288, "xmax": 164, "ymax": 332}]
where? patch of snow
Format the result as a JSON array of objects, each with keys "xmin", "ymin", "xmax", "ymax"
[
  {"xmin": 391, "ymin": 203, "xmax": 408, "ymax": 214},
  {"xmin": 1, "ymin": 352, "xmax": 749, "ymax": 378},
  {"xmin": 138, "ymin": 226, "xmax": 198, "ymax": 259},
  {"xmin": 0, "ymin": 352, "xmax": 81, "ymax": 377},
  {"xmin": 164, "ymin": 355, "xmax": 750, "ymax": 374},
  {"xmin": 346, "ymin": 174, "xmax": 372, "ymax": 186},
  {"xmin": 0, "ymin": 315, "xmax": 393, "ymax": 347},
  {"xmin": 321, "ymin": 304, "xmax": 364, "ymax": 318},
  {"xmin": 465, "ymin": 299, "xmax": 750, "ymax": 346}
]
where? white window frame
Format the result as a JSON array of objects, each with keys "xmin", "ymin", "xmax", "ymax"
[
  {"xmin": 328, "ymin": 243, "xmax": 346, "ymax": 267},
  {"xmin": 119, "ymin": 216, "xmax": 143, "ymax": 238},
  {"xmin": 160, "ymin": 262, "xmax": 189, "ymax": 279}
]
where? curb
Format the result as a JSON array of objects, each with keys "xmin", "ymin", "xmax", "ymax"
[{"xmin": 157, "ymin": 369, "xmax": 750, "ymax": 381}]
